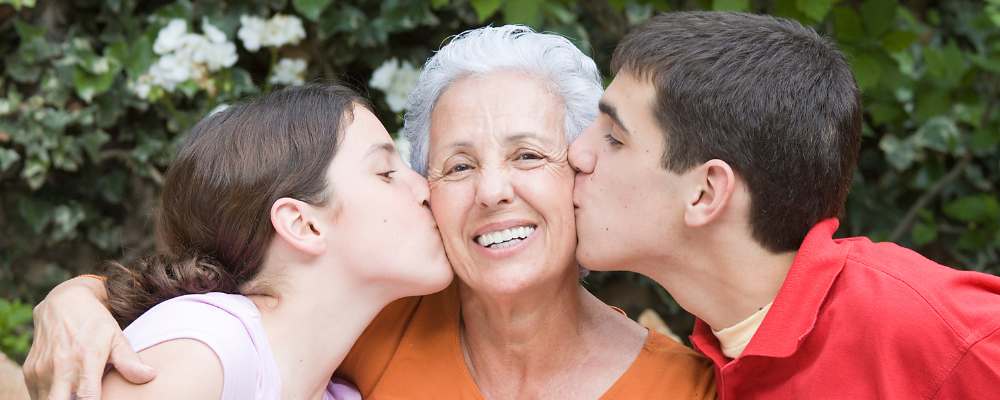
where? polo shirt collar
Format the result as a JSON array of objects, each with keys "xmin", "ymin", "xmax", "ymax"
[{"xmin": 691, "ymin": 218, "xmax": 849, "ymax": 361}]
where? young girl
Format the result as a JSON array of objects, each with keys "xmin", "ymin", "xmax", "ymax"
[{"xmin": 99, "ymin": 84, "xmax": 453, "ymax": 399}]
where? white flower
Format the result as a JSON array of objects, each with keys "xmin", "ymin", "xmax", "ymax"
[
  {"xmin": 133, "ymin": 74, "xmax": 153, "ymax": 99},
  {"xmin": 270, "ymin": 58, "xmax": 308, "ymax": 86},
  {"xmin": 148, "ymin": 53, "xmax": 191, "ymax": 92},
  {"xmin": 188, "ymin": 20, "xmax": 238, "ymax": 72},
  {"xmin": 370, "ymin": 58, "xmax": 421, "ymax": 113},
  {"xmin": 238, "ymin": 15, "xmax": 267, "ymax": 52},
  {"xmin": 202, "ymin": 18, "xmax": 227, "ymax": 44},
  {"xmin": 263, "ymin": 14, "xmax": 306, "ymax": 48},
  {"xmin": 153, "ymin": 19, "xmax": 189, "ymax": 55}
]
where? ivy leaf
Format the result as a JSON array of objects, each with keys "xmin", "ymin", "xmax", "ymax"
[
  {"xmin": 943, "ymin": 195, "xmax": 1000, "ymax": 224},
  {"xmin": 504, "ymin": 0, "xmax": 541, "ymax": 26},
  {"xmin": 608, "ymin": 0, "xmax": 629, "ymax": 13},
  {"xmin": 860, "ymin": 0, "xmax": 895, "ymax": 38},
  {"xmin": 882, "ymin": 30, "xmax": 917, "ymax": 53},
  {"xmin": 850, "ymin": 53, "xmax": 882, "ymax": 90},
  {"xmin": 713, "ymin": 0, "xmax": 750, "ymax": 11},
  {"xmin": 879, "ymin": 134, "xmax": 918, "ymax": 170},
  {"xmin": 833, "ymin": 7, "xmax": 863, "ymax": 40},
  {"xmin": 796, "ymin": 0, "xmax": 836, "ymax": 22},
  {"xmin": 911, "ymin": 222, "xmax": 938, "ymax": 247},
  {"xmin": 431, "ymin": 0, "xmax": 451, "ymax": 9},
  {"xmin": 0, "ymin": 148, "xmax": 21, "ymax": 172},
  {"xmin": 915, "ymin": 90, "xmax": 950, "ymax": 121},
  {"xmin": 471, "ymin": 0, "xmax": 503, "ymax": 22},
  {"xmin": 915, "ymin": 116, "xmax": 960, "ymax": 154},
  {"xmin": 71, "ymin": 66, "xmax": 116, "ymax": 103},
  {"xmin": 293, "ymin": 0, "xmax": 333, "ymax": 22},
  {"xmin": 957, "ymin": 228, "xmax": 991, "ymax": 251},
  {"xmin": 970, "ymin": 128, "xmax": 1000, "ymax": 153}
]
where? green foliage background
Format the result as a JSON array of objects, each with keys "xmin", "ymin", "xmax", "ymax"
[{"xmin": 1, "ymin": 0, "xmax": 998, "ymax": 361}]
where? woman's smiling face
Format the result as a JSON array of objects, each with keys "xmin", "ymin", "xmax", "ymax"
[{"xmin": 426, "ymin": 72, "xmax": 578, "ymax": 296}]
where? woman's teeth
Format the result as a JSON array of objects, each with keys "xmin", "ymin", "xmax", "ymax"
[{"xmin": 476, "ymin": 226, "xmax": 535, "ymax": 249}]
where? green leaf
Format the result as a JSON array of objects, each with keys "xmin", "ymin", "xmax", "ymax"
[
  {"xmin": 504, "ymin": 0, "xmax": 541, "ymax": 25},
  {"xmin": 970, "ymin": 128, "xmax": 999, "ymax": 153},
  {"xmin": 943, "ymin": 195, "xmax": 1000, "ymax": 223},
  {"xmin": 293, "ymin": 0, "xmax": 333, "ymax": 22},
  {"xmin": 713, "ymin": 0, "xmax": 750, "ymax": 11},
  {"xmin": 78, "ymin": 129, "xmax": 110, "ymax": 163},
  {"xmin": 0, "ymin": 148, "xmax": 21, "ymax": 172},
  {"xmin": 431, "ymin": 0, "xmax": 451, "ymax": 9},
  {"xmin": 608, "ymin": 0, "xmax": 629, "ymax": 13},
  {"xmin": 957, "ymin": 228, "xmax": 991, "ymax": 251},
  {"xmin": 471, "ymin": 0, "xmax": 503, "ymax": 22},
  {"xmin": 879, "ymin": 134, "xmax": 918, "ymax": 170},
  {"xmin": 869, "ymin": 102, "xmax": 904, "ymax": 125},
  {"xmin": 915, "ymin": 90, "xmax": 950, "ymax": 121},
  {"xmin": 71, "ymin": 66, "xmax": 116, "ymax": 103},
  {"xmin": 860, "ymin": 0, "xmax": 895, "ymax": 38},
  {"xmin": 833, "ymin": 7, "xmax": 863, "ymax": 40},
  {"xmin": 796, "ymin": 0, "xmax": 836, "ymax": 22},
  {"xmin": 915, "ymin": 116, "xmax": 960, "ymax": 154},
  {"xmin": 882, "ymin": 30, "xmax": 917, "ymax": 53},
  {"xmin": 851, "ymin": 53, "xmax": 882, "ymax": 90},
  {"xmin": 911, "ymin": 222, "xmax": 937, "ymax": 247}
]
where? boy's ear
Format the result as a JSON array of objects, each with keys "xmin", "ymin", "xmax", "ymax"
[
  {"xmin": 271, "ymin": 198, "xmax": 326, "ymax": 256},
  {"xmin": 684, "ymin": 159, "xmax": 736, "ymax": 228}
]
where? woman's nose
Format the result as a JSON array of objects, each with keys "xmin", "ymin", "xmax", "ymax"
[
  {"xmin": 569, "ymin": 126, "xmax": 597, "ymax": 174},
  {"xmin": 475, "ymin": 166, "xmax": 514, "ymax": 208}
]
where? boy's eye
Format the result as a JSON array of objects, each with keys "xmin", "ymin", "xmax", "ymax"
[{"xmin": 605, "ymin": 134, "xmax": 623, "ymax": 147}]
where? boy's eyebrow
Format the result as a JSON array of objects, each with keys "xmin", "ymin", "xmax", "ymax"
[
  {"xmin": 599, "ymin": 101, "xmax": 630, "ymax": 136},
  {"xmin": 364, "ymin": 142, "xmax": 397, "ymax": 159}
]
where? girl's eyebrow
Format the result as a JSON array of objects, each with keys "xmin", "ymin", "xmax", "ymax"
[{"xmin": 364, "ymin": 142, "xmax": 397, "ymax": 160}]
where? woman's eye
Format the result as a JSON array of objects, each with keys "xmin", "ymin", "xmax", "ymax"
[
  {"xmin": 605, "ymin": 134, "xmax": 623, "ymax": 147},
  {"xmin": 449, "ymin": 164, "xmax": 471, "ymax": 174},
  {"xmin": 378, "ymin": 170, "xmax": 396, "ymax": 179},
  {"xmin": 517, "ymin": 152, "xmax": 542, "ymax": 161}
]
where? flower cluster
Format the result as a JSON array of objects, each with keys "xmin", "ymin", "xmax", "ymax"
[
  {"xmin": 134, "ymin": 19, "xmax": 238, "ymax": 99},
  {"xmin": 369, "ymin": 58, "xmax": 421, "ymax": 113},
  {"xmin": 270, "ymin": 58, "xmax": 308, "ymax": 86},
  {"xmin": 237, "ymin": 14, "xmax": 306, "ymax": 52}
]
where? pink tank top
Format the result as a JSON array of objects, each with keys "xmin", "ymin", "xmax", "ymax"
[{"xmin": 124, "ymin": 292, "xmax": 361, "ymax": 400}]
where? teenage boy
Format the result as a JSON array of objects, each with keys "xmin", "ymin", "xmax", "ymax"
[{"xmin": 569, "ymin": 11, "xmax": 1000, "ymax": 399}]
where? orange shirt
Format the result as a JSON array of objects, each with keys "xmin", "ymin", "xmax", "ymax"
[{"xmin": 337, "ymin": 281, "xmax": 716, "ymax": 399}]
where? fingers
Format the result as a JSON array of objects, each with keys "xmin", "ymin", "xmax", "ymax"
[
  {"xmin": 44, "ymin": 379, "xmax": 70, "ymax": 400},
  {"xmin": 76, "ymin": 347, "xmax": 106, "ymax": 400},
  {"xmin": 108, "ymin": 332, "xmax": 155, "ymax": 384}
]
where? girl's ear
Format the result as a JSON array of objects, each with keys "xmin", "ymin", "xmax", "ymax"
[
  {"xmin": 684, "ymin": 159, "xmax": 736, "ymax": 228},
  {"xmin": 271, "ymin": 198, "xmax": 326, "ymax": 256}
]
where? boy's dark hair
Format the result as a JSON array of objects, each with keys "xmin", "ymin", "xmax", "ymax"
[{"xmin": 612, "ymin": 11, "xmax": 862, "ymax": 252}]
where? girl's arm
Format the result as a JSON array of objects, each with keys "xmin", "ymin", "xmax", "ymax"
[{"xmin": 103, "ymin": 339, "xmax": 222, "ymax": 400}]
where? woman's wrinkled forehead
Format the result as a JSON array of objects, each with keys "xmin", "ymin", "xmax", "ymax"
[{"xmin": 427, "ymin": 72, "xmax": 565, "ymax": 150}]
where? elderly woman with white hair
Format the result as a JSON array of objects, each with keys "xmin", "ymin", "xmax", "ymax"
[{"xmin": 24, "ymin": 26, "xmax": 715, "ymax": 400}]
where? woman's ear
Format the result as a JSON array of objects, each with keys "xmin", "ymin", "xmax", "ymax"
[
  {"xmin": 684, "ymin": 159, "xmax": 736, "ymax": 228},
  {"xmin": 271, "ymin": 198, "xmax": 326, "ymax": 256}
]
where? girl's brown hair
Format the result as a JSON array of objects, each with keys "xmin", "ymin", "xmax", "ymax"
[{"xmin": 105, "ymin": 84, "xmax": 372, "ymax": 327}]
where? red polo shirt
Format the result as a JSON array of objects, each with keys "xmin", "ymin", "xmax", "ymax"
[{"xmin": 691, "ymin": 218, "xmax": 1000, "ymax": 399}]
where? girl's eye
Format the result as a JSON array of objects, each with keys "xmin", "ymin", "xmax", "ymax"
[
  {"xmin": 379, "ymin": 170, "xmax": 396, "ymax": 179},
  {"xmin": 605, "ymin": 134, "xmax": 623, "ymax": 147}
]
